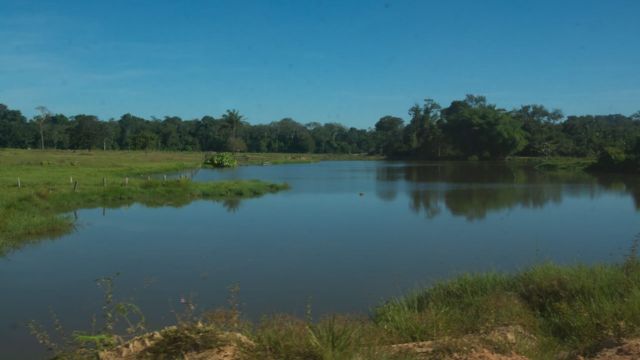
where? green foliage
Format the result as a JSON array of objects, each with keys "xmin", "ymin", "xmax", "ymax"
[
  {"xmin": 374, "ymin": 249, "xmax": 640, "ymax": 357},
  {"xmin": 374, "ymin": 116, "xmax": 405, "ymax": 156},
  {"xmin": 207, "ymin": 152, "xmax": 238, "ymax": 168},
  {"xmin": 442, "ymin": 98, "xmax": 528, "ymax": 159},
  {"xmin": 247, "ymin": 315, "xmax": 405, "ymax": 360},
  {"xmin": 373, "ymin": 273, "xmax": 534, "ymax": 342},
  {"xmin": 590, "ymin": 142, "xmax": 640, "ymax": 173},
  {"xmin": 2, "ymin": 100, "xmax": 638, "ymax": 162},
  {"xmin": 307, "ymin": 316, "xmax": 365, "ymax": 360}
]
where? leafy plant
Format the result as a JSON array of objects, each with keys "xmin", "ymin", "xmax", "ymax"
[{"xmin": 206, "ymin": 152, "xmax": 238, "ymax": 168}]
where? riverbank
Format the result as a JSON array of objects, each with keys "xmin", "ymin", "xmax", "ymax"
[
  {"xmin": 0, "ymin": 149, "xmax": 289, "ymax": 254},
  {"xmin": 231, "ymin": 152, "xmax": 384, "ymax": 166},
  {"xmin": 35, "ymin": 251, "xmax": 640, "ymax": 359},
  {"xmin": 507, "ymin": 156, "xmax": 596, "ymax": 172}
]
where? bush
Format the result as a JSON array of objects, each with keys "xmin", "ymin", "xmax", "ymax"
[
  {"xmin": 207, "ymin": 153, "xmax": 238, "ymax": 168},
  {"xmin": 590, "ymin": 146, "xmax": 639, "ymax": 173}
]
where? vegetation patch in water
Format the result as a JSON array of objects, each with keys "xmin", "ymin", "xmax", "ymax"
[{"xmin": 206, "ymin": 152, "xmax": 239, "ymax": 168}]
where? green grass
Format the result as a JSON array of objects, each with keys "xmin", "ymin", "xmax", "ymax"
[
  {"xmin": 34, "ymin": 253, "xmax": 640, "ymax": 359},
  {"xmin": 374, "ymin": 254, "xmax": 640, "ymax": 358},
  {"xmin": 0, "ymin": 149, "xmax": 288, "ymax": 255},
  {"xmin": 33, "ymin": 253, "xmax": 640, "ymax": 360},
  {"xmin": 230, "ymin": 152, "xmax": 384, "ymax": 166}
]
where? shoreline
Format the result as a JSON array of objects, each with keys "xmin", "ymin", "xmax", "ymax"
[{"xmin": 32, "ymin": 257, "xmax": 640, "ymax": 360}]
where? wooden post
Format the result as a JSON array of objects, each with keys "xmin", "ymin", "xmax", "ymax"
[
  {"xmin": 70, "ymin": 176, "xmax": 73, "ymax": 184},
  {"xmin": 103, "ymin": 177, "xmax": 107, "ymax": 187},
  {"xmin": 17, "ymin": 177, "xmax": 21, "ymax": 188},
  {"xmin": 73, "ymin": 180, "xmax": 78, "ymax": 192},
  {"xmin": 125, "ymin": 177, "xmax": 129, "ymax": 187},
  {"xmin": 163, "ymin": 174, "xmax": 167, "ymax": 182}
]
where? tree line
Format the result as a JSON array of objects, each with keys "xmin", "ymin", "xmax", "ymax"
[{"xmin": 1, "ymin": 95, "xmax": 639, "ymax": 161}]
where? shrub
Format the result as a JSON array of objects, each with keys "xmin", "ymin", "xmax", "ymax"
[
  {"xmin": 590, "ymin": 145, "xmax": 640, "ymax": 173},
  {"xmin": 207, "ymin": 153, "xmax": 238, "ymax": 168}
]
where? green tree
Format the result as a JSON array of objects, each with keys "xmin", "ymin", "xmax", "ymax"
[
  {"xmin": 117, "ymin": 113, "xmax": 147, "ymax": 150},
  {"xmin": 403, "ymin": 98, "xmax": 442, "ymax": 158},
  {"xmin": 222, "ymin": 109, "xmax": 244, "ymax": 139},
  {"xmin": 375, "ymin": 116, "xmax": 405, "ymax": 155},
  {"xmin": 160, "ymin": 116, "xmax": 182, "ymax": 150},
  {"xmin": 0, "ymin": 104, "xmax": 35, "ymax": 148},
  {"xmin": 47, "ymin": 114, "xmax": 71, "ymax": 149},
  {"xmin": 69, "ymin": 115, "xmax": 103, "ymax": 150},
  {"xmin": 512, "ymin": 105, "xmax": 564, "ymax": 157},
  {"xmin": 442, "ymin": 96, "xmax": 527, "ymax": 159}
]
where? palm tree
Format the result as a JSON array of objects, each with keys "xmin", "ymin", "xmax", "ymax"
[{"xmin": 222, "ymin": 109, "xmax": 244, "ymax": 139}]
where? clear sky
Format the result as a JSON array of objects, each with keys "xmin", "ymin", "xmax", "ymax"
[{"xmin": 1, "ymin": 0, "xmax": 639, "ymax": 128}]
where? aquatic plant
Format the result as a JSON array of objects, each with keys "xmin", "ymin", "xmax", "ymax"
[{"xmin": 206, "ymin": 152, "xmax": 238, "ymax": 168}]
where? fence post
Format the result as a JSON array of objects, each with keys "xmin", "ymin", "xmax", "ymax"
[
  {"xmin": 125, "ymin": 177, "xmax": 129, "ymax": 187},
  {"xmin": 17, "ymin": 177, "xmax": 21, "ymax": 188},
  {"xmin": 73, "ymin": 180, "xmax": 78, "ymax": 192}
]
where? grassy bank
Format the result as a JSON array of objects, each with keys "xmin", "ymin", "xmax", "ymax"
[
  {"xmin": 36, "ymin": 248, "xmax": 640, "ymax": 360},
  {"xmin": 0, "ymin": 149, "xmax": 288, "ymax": 254},
  {"xmin": 231, "ymin": 152, "xmax": 384, "ymax": 166},
  {"xmin": 507, "ymin": 156, "xmax": 596, "ymax": 172}
]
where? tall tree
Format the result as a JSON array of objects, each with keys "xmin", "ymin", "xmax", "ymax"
[
  {"xmin": 48, "ymin": 114, "xmax": 70, "ymax": 149},
  {"xmin": 34, "ymin": 106, "xmax": 51, "ymax": 150},
  {"xmin": 222, "ymin": 109, "xmax": 244, "ymax": 139},
  {"xmin": 375, "ymin": 116, "xmax": 405, "ymax": 155}
]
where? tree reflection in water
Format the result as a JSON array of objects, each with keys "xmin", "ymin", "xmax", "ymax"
[{"xmin": 375, "ymin": 162, "xmax": 639, "ymax": 220}]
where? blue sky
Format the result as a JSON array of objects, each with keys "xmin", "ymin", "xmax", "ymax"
[{"xmin": 1, "ymin": 0, "xmax": 639, "ymax": 128}]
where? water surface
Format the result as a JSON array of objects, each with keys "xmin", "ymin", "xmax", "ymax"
[{"xmin": 1, "ymin": 161, "xmax": 639, "ymax": 359}]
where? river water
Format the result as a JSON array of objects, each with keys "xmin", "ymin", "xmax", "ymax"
[{"xmin": 1, "ymin": 161, "xmax": 639, "ymax": 358}]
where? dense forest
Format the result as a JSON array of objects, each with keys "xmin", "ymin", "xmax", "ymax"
[{"xmin": 1, "ymin": 95, "xmax": 639, "ymax": 163}]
